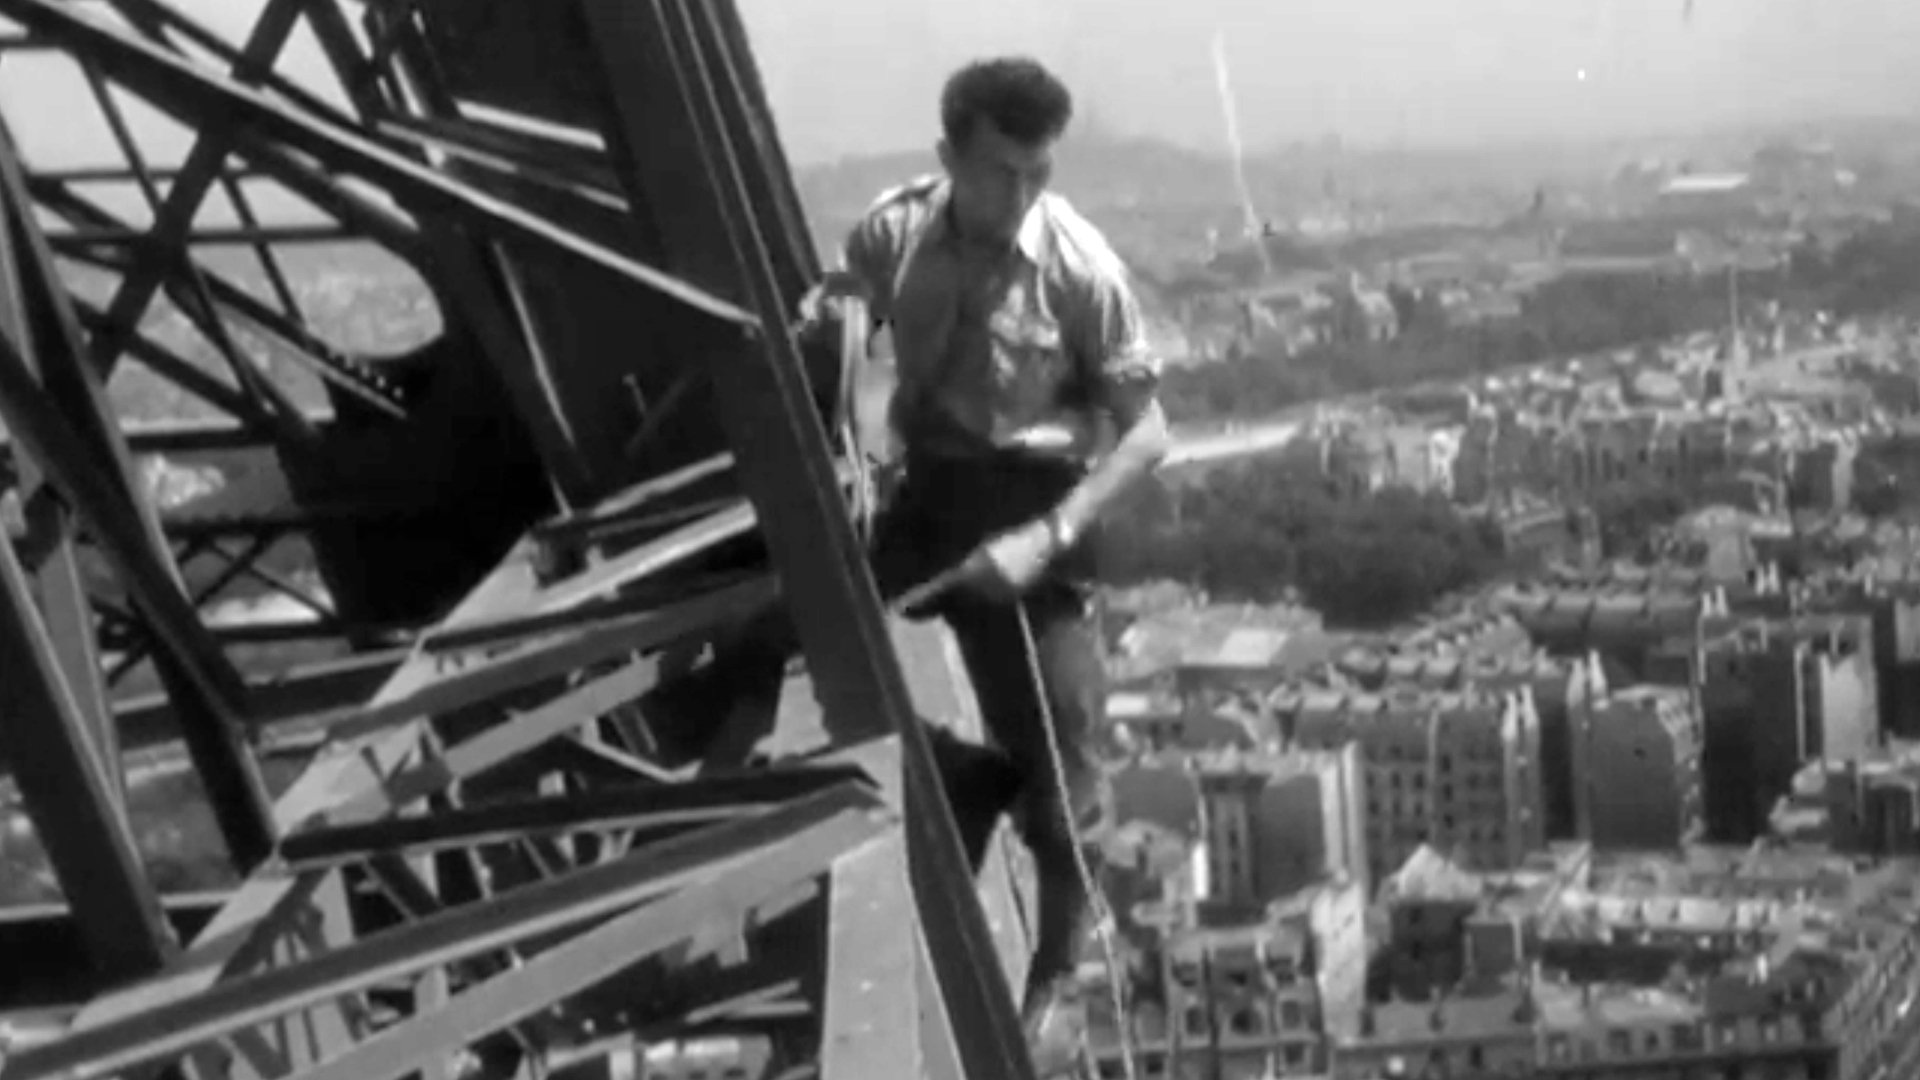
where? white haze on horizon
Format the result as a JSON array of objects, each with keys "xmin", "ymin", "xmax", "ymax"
[
  {"xmin": 0, "ymin": 0, "xmax": 1911, "ymax": 173},
  {"xmin": 741, "ymin": 0, "xmax": 1920, "ymax": 163}
]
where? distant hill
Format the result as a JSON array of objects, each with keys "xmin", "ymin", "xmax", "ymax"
[{"xmin": 794, "ymin": 134, "xmax": 1241, "ymax": 257}]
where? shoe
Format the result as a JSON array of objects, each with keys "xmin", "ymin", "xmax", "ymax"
[{"xmin": 1022, "ymin": 977, "xmax": 1087, "ymax": 1078}]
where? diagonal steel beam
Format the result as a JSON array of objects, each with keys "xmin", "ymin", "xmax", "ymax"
[
  {"xmin": 0, "ymin": 483, "xmax": 176, "ymax": 984},
  {"xmin": 306, "ymin": 573, "xmax": 776, "ymax": 750},
  {"xmin": 0, "ymin": 316, "xmax": 277, "ymax": 867},
  {"xmin": 70, "ymin": 299, "xmax": 265, "ymax": 422},
  {"xmin": 101, "ymin": 0, "xmax": 358, "ymax": 130},
  {"xmin": 2, "ymin": 0, "xmax": 759, "ymax": 329},
  {"xmin": 294, "ymin": 0, "xmax": 600, "ymax": 503},
  {"xmin": 288, "ymin": 815, "xmax": 880, "ymax": 1080},
  {"xmin": 0, "ymin": 133, "xmax": 173, "ymax": 577},
  {"xmin": 0, "ymin": 123, "xmax": 279, "ymax": 872},
  {"xmin": 317, "ymin": 652, "xmax": 669, "ymax": 830},
  {"xmin": 56, "ymin": 564, "xmax": 773, "ymax": 1049},
  {"xmin": 278, "ymin": 761, "xmax": 872, "ymax": 868},
  {"xmin": 0, "ymin": 334, "xmax": 240, "ymax": 695},
  {"xmin": 822, "ymin": 829, "xmax": 924, "ymax": 1079},
  {"xmin": 4, "ymin": 784, "xmax": 886, "ymax": 1080},
  {"xmin": 581, "ymin": 5, "xmax": 1038, "ymax": 1077},
  {"xmin": 0, "ymin": 154, "xmax": 119, "ymax": 798},
  {"xmin": 38, "ymin": 183, "xmax": 406, "ymax": 419},
  {"xmin": 63, "ymin": 0, "xmax": 308, "ymax": 381},
  {"xmin": 47, "ymin": 182, "xmax": 402, "ymax": 419}
]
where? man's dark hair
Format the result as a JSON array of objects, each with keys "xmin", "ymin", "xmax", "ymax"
[{"xmin": 940, "ymin": 57, "xmax": 1073, "ymax": 150}]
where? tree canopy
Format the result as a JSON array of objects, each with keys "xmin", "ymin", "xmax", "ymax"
[
  {"xmin": 1158, "ymin": 215, "xmax": 1920, "ymax": 425},
  {"xmin": 1104, "ymin": 471, "xmax": 1506, "ymax": 629}
]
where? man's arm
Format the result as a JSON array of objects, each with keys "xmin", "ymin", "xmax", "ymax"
[
  {"xmin": 1051, "ymin": 258, "xmax": 1171, "ymax": 541},
  {"xmin": 801, "ymin": 214, "xmax": 892, "ymax": 328},
  {"xmin": 971, "ymin": 253, "xmax": 1167, "ymax": 597},
  {"xmin": 839, "ymin": 213, "xmax": 906, "ymax": 461},
  {"xmin": 796, "ymin": 207, "xmax": 905, "ymax": 464}
]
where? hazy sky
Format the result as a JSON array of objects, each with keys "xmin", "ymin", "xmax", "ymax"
[
  {"xmin": 2, "ymin": 0, "xmax": 1915, "ymax": 174},
  {"xmin": 741, "ymin": 0, "xmax": 1920, "ymax": 162}
]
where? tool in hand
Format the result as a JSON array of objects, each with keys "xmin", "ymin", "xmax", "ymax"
[{"xmin": 888, "ymin": 547, "xmax": 995, "ymax": 617}]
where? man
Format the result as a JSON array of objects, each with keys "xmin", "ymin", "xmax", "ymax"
[{"xmin": 808, "ymin": 57, "xmax": 1171, "ymax": 1068}]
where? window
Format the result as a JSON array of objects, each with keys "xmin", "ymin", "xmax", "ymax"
[{"xmin": 1230, "ymin": 1007, "xmax": 1261, "ymax": 1036}]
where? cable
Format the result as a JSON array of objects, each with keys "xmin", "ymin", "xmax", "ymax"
[
  {"xmin": 880, "ymin": 549, "xmax": 1142, "ymax": 1077},
  {"xmin": 836, "ymin": 296, "xmax": 880, "ymax": 545},
  {"xmin": 1014, "ymin": 599, "xmax": 1140, "ymax": 1080}
]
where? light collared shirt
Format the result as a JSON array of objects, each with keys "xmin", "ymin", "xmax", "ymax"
[{"xmin": 841, "ymin": 175, "xmax": 1162, "ymax": 460}]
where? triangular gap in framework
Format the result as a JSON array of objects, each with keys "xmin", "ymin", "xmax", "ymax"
[
  {"xmin": 120, "ymin": 286, "xmax": 268, "ymax": 422},
  {"xmin": 183, "ymin": 179, "xmax": 304, "ymax": 313},
  {"xmin": 190, "ymin": 162, "xmax": 446, "ymax": 360},
  {"xmin": 89, "ymin": 78, "xmax": 200, "ymax": 188},
  {"xmin": 44, "ymin": 157, "xmax": 343, "ymax": 414},
  {"xmin": 110, "ymin": 0, "xmax": 359, "ymax": 126},
  {"xmin": 133, "ymin": 0, "xmax": 261, "ymax": 71},
  {"xmin": 222, "ymin": 171, "xmax": 442, "ymax": 357},
  {"xmin": 0, "ymin": 52, "xmax": 128, "ymax": 176},
  {"xmin": 280, "ymin": 11, "xmax": 357, "ymax": 119}
]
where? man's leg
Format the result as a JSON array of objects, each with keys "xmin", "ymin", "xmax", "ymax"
[
  {"xmin": 867, "ymin": 501, "xmax": 1026, "ymax": 871},
  {"xmin": 944, "ymin": 585, "xmax": 1106, "ymax": 1022},
  {"xmin": 651, "ymin": 484, "xmax": 1024, "ymax": 868}
]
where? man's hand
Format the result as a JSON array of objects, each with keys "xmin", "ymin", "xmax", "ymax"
[
  {"xmin": 795, "ymin": 270, "xmax": 870, "ymax": 335},
  {"xmin": 965, "ymin": 518, "xmax": 1061, "ymax": 601}
]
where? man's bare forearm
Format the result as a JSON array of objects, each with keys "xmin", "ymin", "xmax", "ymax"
[{"xmin": 1052, "ymin": 398, "xmax": 1171, "ymax": 538}]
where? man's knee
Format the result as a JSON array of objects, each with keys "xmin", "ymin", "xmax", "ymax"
[
  {"xmin": 1013, "ymin": 770, "xmax": 1104, "ymax": 862},
  {"xmin": 926, "ymin": 726, "xmax": 1022, "ymax": 871}
]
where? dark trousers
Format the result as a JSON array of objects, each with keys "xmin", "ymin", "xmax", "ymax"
[
  {"xmin": 868, "ymin": 452, "xmax": 1107, "ymax": 1001},
  {"xmin": 685, "ymin": 450, "xmax": 1107, "ymax": 1002}
]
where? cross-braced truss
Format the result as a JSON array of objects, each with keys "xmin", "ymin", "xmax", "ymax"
[{"xmin": 0, "ymin": 2, "xmax": 1041, "ymax": 1078}]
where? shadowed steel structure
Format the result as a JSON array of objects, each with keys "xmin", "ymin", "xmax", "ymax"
[{"xmin": 0, "ymin": 1, "xmax": 1041, "ymax": 1077}]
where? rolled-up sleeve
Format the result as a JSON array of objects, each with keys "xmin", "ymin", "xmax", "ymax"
[{"xmin": 1070, "ymin": 259, "xmax": 1163, "ymax": 425}]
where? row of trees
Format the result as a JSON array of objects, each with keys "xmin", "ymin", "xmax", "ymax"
[
  {"xmin": 1158, "ymin": 269, "xmax": 1738, "ymax": 420},
  {"xmin": 1158, "ymin": 213, "xmax": 1920, "ymax": 424},
  {"xmin": 1103, "ymin": 472, "xmax": 1507, "ymax": 628},
  {"xmin": 1853, "ymin": 434, "xmax": 1920, "ymax": 519},
  {"xmin": 1122, "ymin": 216, "xmax": 1920, "ymax": 621}
]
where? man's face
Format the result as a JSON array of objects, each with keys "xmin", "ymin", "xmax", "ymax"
[{"xmin": 940, "ymin": 119, "xmax": 1055, "ymax": 246}]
